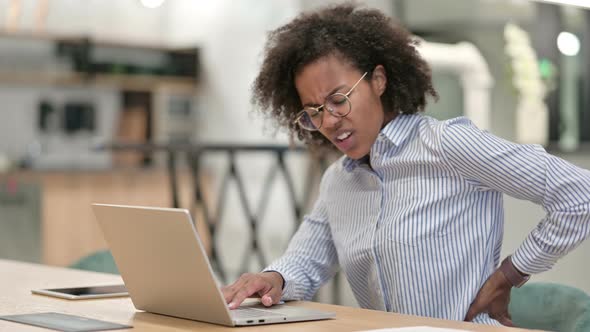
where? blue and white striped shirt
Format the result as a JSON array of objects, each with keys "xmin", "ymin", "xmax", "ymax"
[{"xmin": 265, "ymin": 114, "xmax": 590, "ymax": 325}]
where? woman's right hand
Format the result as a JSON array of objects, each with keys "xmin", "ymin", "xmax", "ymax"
[{"xmin": 221, "ymin": 271, "xmax": 284, "ymax": 309}]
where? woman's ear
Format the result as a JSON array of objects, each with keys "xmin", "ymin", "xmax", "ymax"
[{"xmin": 371, "ymin": 65, "xmax": 387, "ymax": 97}]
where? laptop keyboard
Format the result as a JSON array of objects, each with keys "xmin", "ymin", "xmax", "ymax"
[{"xmin": 231, "ymin": 307, "xmax": 285, "ymax": 319}]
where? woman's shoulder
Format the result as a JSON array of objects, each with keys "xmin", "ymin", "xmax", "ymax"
[
  {"xmin": 419, "ymin": 114, "xmax": 473, "ymax": 129},
  {"xmin": 417, "ymin": 115, "xmax": 478, "ymax": 138}
]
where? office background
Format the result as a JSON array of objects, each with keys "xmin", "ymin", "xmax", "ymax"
[{"xmin": 0, "ymin": 0, "xmax": 588, "ymax": 307}]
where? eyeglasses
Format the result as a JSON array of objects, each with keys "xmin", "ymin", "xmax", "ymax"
[{"xmin": 293, "ymin": 72, "xmax": 368, "ymax": 131}]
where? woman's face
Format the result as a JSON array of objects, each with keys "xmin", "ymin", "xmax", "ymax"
[{"xmin": 295, "ymin": 55, "xmax": 394, "ymax": 160}]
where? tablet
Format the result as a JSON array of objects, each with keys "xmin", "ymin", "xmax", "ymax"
[
  {"xmin": 32, "ymin": 284, "xmax": 128, "ymax": 300},
  {"xmin": 0, "ymin": 312, "xmax": 131, "ymax": 331}
]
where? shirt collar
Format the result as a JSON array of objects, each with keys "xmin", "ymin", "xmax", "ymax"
[{"xmin": 342, "ymin": 113, "xmax": 422, "ymax": 172}]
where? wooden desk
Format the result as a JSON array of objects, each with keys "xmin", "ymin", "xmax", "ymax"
[{"xmin": 1, "ymin": 260, "xmax": 538, "ymax": 331}]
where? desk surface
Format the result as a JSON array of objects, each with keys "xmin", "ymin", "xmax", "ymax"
[{"xmin": 1, "ymin": 260, "xmax": 538, "ymax": 331}]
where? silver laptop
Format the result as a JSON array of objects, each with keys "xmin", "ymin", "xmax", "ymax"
[{"xmin": 91, "ymin": 203, "xmax": 335, "ymax": 326}]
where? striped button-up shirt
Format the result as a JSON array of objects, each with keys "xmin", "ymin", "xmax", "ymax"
[{"xmin": 265, "ymin": 113, "xmax": 590, "ymax": 325}]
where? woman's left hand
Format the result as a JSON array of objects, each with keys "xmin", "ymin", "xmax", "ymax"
[{"xmin": 464, "ymin": 269, "xmax": 514, "ymax": 326}]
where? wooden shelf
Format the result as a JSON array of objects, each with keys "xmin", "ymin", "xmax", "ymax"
[
  {"xmin": 0, "ymin": 31, "xmax": 199, "ymax": 91},
  {"xmin": 0, "ymin": 30, "xmax": 192, "ymax": 53},
  {"xmin": 0, "ymin": 71, "xmax": 196, "ymax": 92}
]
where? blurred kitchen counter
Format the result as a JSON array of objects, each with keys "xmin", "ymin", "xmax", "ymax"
[{"xmin": 4, "ymin": 168, "xmax": 197, "ymax": 267}]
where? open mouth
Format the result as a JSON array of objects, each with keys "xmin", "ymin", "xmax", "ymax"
[{"xmin": 336, "ymin": 131, "xmax": 352, "ymax": 142}]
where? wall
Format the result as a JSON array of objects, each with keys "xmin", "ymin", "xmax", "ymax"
[
  {"xmin": 164, "ymin": 0, "xmax": 298, "ymax": 144},
  {"xmin": 0, "ymin": 0, "xmax": 168, "ymax": 44}
]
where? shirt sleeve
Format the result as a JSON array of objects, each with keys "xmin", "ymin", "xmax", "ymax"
[
  {"xmin": 262, "ymin": 172, "xmax": 339, "ymax": 301},
  {"xmin": 441, "ymin": 117, "xmax": 590, "ymax": 275}
]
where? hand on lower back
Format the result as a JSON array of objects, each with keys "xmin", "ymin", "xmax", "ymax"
[{"xmin": 465, "ymin": 269, "xmax": 514, "ymax": 326}]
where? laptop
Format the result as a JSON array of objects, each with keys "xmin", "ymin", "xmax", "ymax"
[{"xmin": 91, "ymin": 203, "xmax": 335, "ymax": 326}]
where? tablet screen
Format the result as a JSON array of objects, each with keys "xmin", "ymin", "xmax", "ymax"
[{"xmin": 46, "ymin": 284, "xmax": 127, "ymax": 296}]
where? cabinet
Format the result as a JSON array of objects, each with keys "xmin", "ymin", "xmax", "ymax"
[
  {"xmin": 5, "ymin": 169, "xmax": 202, "ymax": 267},
  {"xmin": 0, "ymin": 32, "xmax": 200, "ymax": 169}
]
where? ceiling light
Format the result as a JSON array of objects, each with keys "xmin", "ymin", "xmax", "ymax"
[
  {"xmin": 557, "ymin": 31, "xmax": 581, "ymax": 56},
  {"xmin": 140, "ymin": 0, "xmax": 166, "ymax": 9}
]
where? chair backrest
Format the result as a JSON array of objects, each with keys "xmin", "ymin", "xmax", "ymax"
[
  {"xmin": 509, "ymin": 282, "xmax": 590, "ymax": 332},
  {"xmin": 70, "ymin": 250, "xmax": 119, "ymax": 274}
]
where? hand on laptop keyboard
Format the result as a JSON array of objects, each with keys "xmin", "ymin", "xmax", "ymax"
[{"xmin": 221, "ymin": 271, "xmax": 285, "ymax": 309}]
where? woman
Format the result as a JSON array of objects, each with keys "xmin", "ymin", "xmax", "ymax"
[{"xmin": 222, "ymin": 3, "xmax": 590, "ymax": 326}]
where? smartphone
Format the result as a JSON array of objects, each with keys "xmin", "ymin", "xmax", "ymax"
[{"xmin": 31, "ymin": 284, "xmax": 128, "ymax": 300}]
